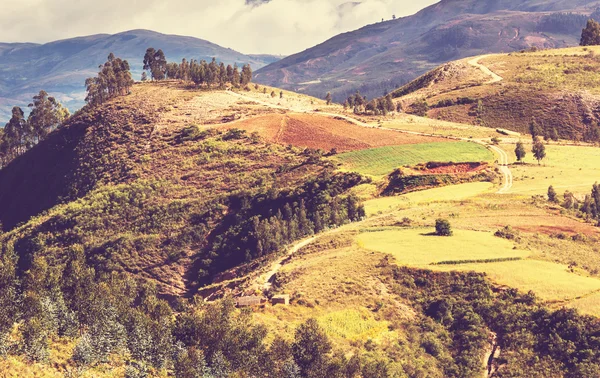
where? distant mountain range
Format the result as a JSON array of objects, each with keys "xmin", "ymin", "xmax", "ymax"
[
  {"xmin": 0, "ymin": 30, "xmax": 281, "ymax": 122},
  {"xmin": 254, "ymin": 0, "xmax": 600, "ymax": 102}
]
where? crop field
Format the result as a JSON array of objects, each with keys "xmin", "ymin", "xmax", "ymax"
[
  {"xmin": 500, "ymin": 144, "xmax": 600, "ymax": 195},
  {"xmin": 336, "ymin": 141, "xmax": 493, "ymax": 176},
  {"xmin": 363, "ymin": 182, "xmax": 494, "ymax": 216},
  {"xmin": 356, "ymin": 229, "xmax": 529, "ymax": 266},
  {"xmin": 223, "ymin": 113, "xmax": 443, "ymax": 152},
  {"xmin": 356, "ymin": 228, "xmax": 600, "ymax": 314}
]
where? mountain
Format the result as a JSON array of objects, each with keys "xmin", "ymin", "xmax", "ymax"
[
  {"xmin": 0, "ymin": 30, "xmax": 281, "ymax": 122},
  {"xmin": 390, "ymin": 45, "xmax": 600, "ymax": 141},
  {"xmin": 255, "ymin": 0, "xmax": 600, "ymax": 102}
]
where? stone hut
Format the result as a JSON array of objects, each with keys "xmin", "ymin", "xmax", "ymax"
[
  {"xmin": 236, "ymin": 296, "xmax": 263, "ymax": 307},
  {"xmin": 271, "ymin": 294, "xmax": 290, "ymax": 305}
]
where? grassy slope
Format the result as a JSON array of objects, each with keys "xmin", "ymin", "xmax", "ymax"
[
  {"xmin": 0, "ymin": 82, "xmax": 354, "ymax": 297},
  {"xmin": 394, "ymin": 46, "xmax": 600, "ymax": 141}
]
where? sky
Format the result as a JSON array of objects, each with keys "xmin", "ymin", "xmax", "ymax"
[{"xmin": 0, "ymin": 0, "xmax": 438, "ymax": 55}]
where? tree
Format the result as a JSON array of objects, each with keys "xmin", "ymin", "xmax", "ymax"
[
  {"xmin": 549, "ymin": 127, "xmax": 559, "ymax": 142},
  {"xmin": 241, "ymin": 64, "xmax": 253, "ymax": 86},
  {"xmin": 280, "ymin": 91, "xmax": 283, "ymax": 99},
  {"xmin": 143, "ymin": 48, "xmax": 156, "ymax": 77},
  {"xmin": 435, "ymin": 219, "xmax": 453, "ymax": 236},
  {"xmin": 581, "ymin": 19, "xmax": 600, "ymax": 46},
  {"xmin": 412, "ymin": 99, "xmax": 429, "ymax": 117},
  {"xmin": 532, "ymin": 137, "xmax": 546, "ymax": 165},
  {"xmin": 325, "ymin": 92, "xmax": 332, "ymax": 105},
  {"xmin": 529, "ymin": 119, "xmax": 543, "ymax": 138},
  {"xmin": 141, "ymin": 72, "xmax": 148, "ymax": 82},
  {"xmin": 385, "ymin": 94, "xmax": 395, "ymax": 113},
  {"xmin": 515, "ymin": 141, "xmax": 527, "ymax": 162},
  {"xmin": 143, "ymin": 48, "xmax": 167, "ymax": 80},
  {"xmin": 292, "ymin": 319, "xmax": 331, "ymax": 377},
  {"xmin": 27, "ymin": 90, "xmax": 69, "ymax": 143},
  {"xmin": 85, "ymin": 54, "xmax": 133, "ymax": 106},
  {"xmin": 548, "ymin": 186, "xmax": 559, "ymax": 203}
]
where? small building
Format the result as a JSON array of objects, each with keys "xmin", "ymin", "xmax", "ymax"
[
  {"xmin": 236, "ymin": 296, "xmax": 263, "ymax": 308},
  {"xmin": 271, "ymin": 294, "xmax": 290, "ymax": 306}
]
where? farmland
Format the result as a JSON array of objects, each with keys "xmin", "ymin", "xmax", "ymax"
[
  {"xmin": 335, "ymin": 141, "xmax": 493, "ymax": 176},
  {"xmin": 356, "ymin": 228, "xmax": 600, "ymax": 311},
  {"xmin": 221, "ymin": 113, "xmax": 443, "ymax": 152},
  {"xmin": 498, "ymin": 144, "xmax": 600, "ymax": 195}
]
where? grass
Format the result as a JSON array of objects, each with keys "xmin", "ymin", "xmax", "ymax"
[
  {"xmin": 356, "ymin": 228, "xmax": 600, "ymax": 312},
  {"xmin": 317, "ymin": 309, "xmax": 392, "ymax": 342},
  {"xmin": 357, "ymin": 229, "xmax": 529, "ymax": 266},
  {"xmin": 500, "ymin": 144, "xmax": 600, "ymax": 195},
  {"xmin": 363, "ymin": 182, "xmax": 494, "ymax": 216},
  {"xmin": 336, "ymin": 141, "xmax": 493, "ymax": 176}
]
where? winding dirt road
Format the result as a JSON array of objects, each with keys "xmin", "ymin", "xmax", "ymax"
[
  {"xmin": 260, "ymin": 236, "xmax": 317, "ymax": 291},
  {"xmin": 468, "ymin": 55, "xmax": 503, "ymax": 84}
]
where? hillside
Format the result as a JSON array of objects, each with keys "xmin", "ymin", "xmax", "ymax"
[
  {"xmin": 255, "ymin": 0, "xmax": 600, "ymax": 101},
  {"xmin": 393, "ymin": 46, "xmax": 600, "ymax": 141},
  {"xmin": 0, "ymin": 30, "xmax": 280, "ymax": 122},
  {"xmin": 2, "ymin": 79, "xmax": 600, "ymax": 376}
]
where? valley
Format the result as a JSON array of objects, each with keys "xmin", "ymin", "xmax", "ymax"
[{"xmin": 2, "ymin": 42, "xmax": 600, "ymax": 376}]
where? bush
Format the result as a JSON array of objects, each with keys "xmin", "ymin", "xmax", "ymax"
[{"xmin": 435, "ymin": 219, "xmax": 453, "ymax": 236}]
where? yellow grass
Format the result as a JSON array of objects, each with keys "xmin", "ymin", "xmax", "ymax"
[
  {"xmin": 363, "ymin": 182, "xmax": 494, "ymax": 216},
  {"xmin": 317, "ymin": 309, "xmax": 394, "ymax": 342},
  {"xmin": 357, "ymin": 229, "xmax": 528, "ymax": 265},
  {"xmin": 501, "ymin": 144, "xmax": 600, "ymax": 195},
  {"xmin": 356, "ymin": 228, "xmax": 600, "ymax": 313}
]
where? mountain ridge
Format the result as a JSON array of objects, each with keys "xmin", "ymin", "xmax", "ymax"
[
  {"xmin": 255, "ymin": 0, "xmax": 600, "ymax": 101},
  {"xmin": 0, "ymin": 29, "xmax": 281, "ymax": 122}
]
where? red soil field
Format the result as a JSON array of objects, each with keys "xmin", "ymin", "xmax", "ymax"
[{"xmin": 222, "ymin": 113, "xmax": 445, "ymax": 152}]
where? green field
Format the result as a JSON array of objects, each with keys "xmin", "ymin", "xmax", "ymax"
[
  {"xmin": 357, "ymin": 228, "xmax": 600, "ymax": 309},
  {"xmin": 501, "ymin": 144, "xmax": 600, "ymax": 195},
  {"xmin": 363, "ymin": 182, "xmax": 494, "ymax": 216},
  {"xmin": 336, "ymin": 142, "xmax": 493, "ymax": 176}
]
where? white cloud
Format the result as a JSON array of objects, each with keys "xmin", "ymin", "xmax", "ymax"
[{"xmin": 0, "ymin": 0, "xmax": 438, "ymax": 54}]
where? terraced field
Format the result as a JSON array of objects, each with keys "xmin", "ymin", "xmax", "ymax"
[
  {"xmin": 356, "ymin": 228, "xmax": 600, "ymax": 310},
  {"xmin": 336, "ymin": 141, "xmax": 493, "ymax": 176}
]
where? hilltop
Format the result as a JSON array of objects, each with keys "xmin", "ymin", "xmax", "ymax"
[
  {"xmin": 393, "ymin": 46, "xmax": 600, "ymax": 141},
  {"xmin": 0, "ymin": 30, "xmax": 280, "ymax": 122},
  {"xmin": 255, "ymin": 0, "xmax": 600, "ymax": 101}
]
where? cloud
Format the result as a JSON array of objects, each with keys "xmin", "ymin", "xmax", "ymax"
[{"xmin": 0, "ymin": 0, "xmax": 438, "ymax": 54}]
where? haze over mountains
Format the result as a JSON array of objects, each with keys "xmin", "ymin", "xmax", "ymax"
[
  {"xmin": 0, "ymin": 30, "xmax": 280, "ymax": 122},
  {"xmin": 3, "ymin": 0, "xmax": 600, "ymax": 121},
  {"xmin": 255, "ymin": 0, "xmax": 600, "ymax": 101}
]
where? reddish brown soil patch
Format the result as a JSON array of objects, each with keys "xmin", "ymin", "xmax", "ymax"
[
  {"xmin": 422, "ymin": 162, "xmax": 488, "ymax": 174},
  {"xmin": 222, "ymin": 113, "xmax": 445, "ymax": 152}
]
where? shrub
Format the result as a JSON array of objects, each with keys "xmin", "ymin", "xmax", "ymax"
[{"xmin": 435, "ymin": 219, "xmax": 453, "ymax": 236}]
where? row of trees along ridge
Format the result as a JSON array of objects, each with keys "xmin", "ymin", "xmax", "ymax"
[{"xmin": 142, "ymin": 47, "xmax": 253, "ymax": 88}]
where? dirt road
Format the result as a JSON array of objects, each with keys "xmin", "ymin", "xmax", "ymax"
[
  {"xmin": 468, "ymin": 55, "xmax": 503, "ymax": 84},
  {"xmin": 489, "ymin": 145, "xmax": 513, "ymax": 194},
  {"xmin": 260, "ymin": 236, "xmax": 317, "ymax": 291}
]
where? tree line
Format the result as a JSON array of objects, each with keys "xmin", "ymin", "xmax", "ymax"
[
  {"xmin": 85, "ymin": 53, "xmax": 135, "ymax": 106},
  {"xmin": 142, "ymin": 47, "xmax": 253, "ymax": 88},
  {"xmin": 343, "ymin": 91, "xmax": 400, "ymax": 115},
  {"xmin": 0, "ymin": 91, "xmax": 69, "ymax": 169}
]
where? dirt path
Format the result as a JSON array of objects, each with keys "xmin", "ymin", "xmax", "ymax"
[
  {"xmin": 483, "ymin": 333, "xmax": 501, "ymax": 377},
  {"xmin": 260, "ymin": 236, "xmax": 317, "ymax": 291},
  {"xmin": 468, "ymin": 55, "xmax": 503, "ymax": 84},
  {"xmin": 489, "ymin": 145, "xmax": 513, "ymax": 194}
]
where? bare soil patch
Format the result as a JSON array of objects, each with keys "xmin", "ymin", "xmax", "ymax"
[{"xmin": 223, "ymin": 113, "xmax": 445, "ymax": 152}]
